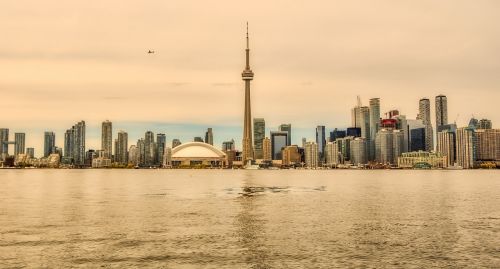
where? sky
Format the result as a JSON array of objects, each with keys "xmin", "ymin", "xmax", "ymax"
[{"xmin": 1, "ymin": 0, "xmax": 499, "ymax": 156}]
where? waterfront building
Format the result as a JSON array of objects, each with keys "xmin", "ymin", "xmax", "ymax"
[
  {"xmin": 241, "ymin": 23, "xmax": 255, "ymax": 164},
  {"xmin": 350, "ymin": 137, "xmax": 367, "ymax": 165},
  {"xmin": 279, "ymin": 124, "xmax": 292, "ymax": 146},
  {"xmin": 171, "ymin": 142, "xmax": 226, "ymax": 167},
  {"xmin": 270, "ymin": 131, "xmax": 288, "ymax": 160},
  {"xmin": 316, "ymin": 125, "xmax": 326, "ymax": 161},
  {"xmin": 475, "ymin": 129, "xmax": 500, "ymax": 161},
  {"xmin": 478, "ymin": 119, "xmax": 492, "ymax": 130},
  {"xmin": 144, "ymin": 131, "xmax": 155, "ymax": 166},
  {"xmin": 204, "ymin": 128, "xmax": 213, "ymax": 145},
  {"xmin": 92, "ymin": 157, "xmax": 112, "ymax": 168},
  {"xmin": 456, "ymin": 127, "xmax": 476, "ymax": 169},
  {"xmin": 437, "ymin": 130, "xmax": 456, "ymax": 167},
  {"xmin": 325, "ymin": 142, "xmax": 340, "ymax": 167},
  {"xmin": 435, "ymin": 95, "xmax": 448, "ymax": 133},
  {"xmin": 417, "ymin": 98, "xmax": 434, "ymax": 151},
  {"xmin": 346, "ymin": 127, "xmax": 361, "ymax": 138},
  {"xmin": 101, "ymin": 120, "xmax": 112, "ymax": 159},
  {"xmin": 262, "ymin": 137, "xmax": 271, "ymax": 161},
  {"xmin": 282, "ymin": 145, "xmax": 301, "ymax": 166},
  {"xmin": 26, "ymin": 147, "xmax": 34, "ymax": 159},
  {"xmin": 253, "ymin": 118, "xmax": 265, "ymax": 159},
  {"xmin": 398, "ymin": 151, "xmax": 447, "ymax": 169},
  {"xmin": 115, "ymin": 131, "xmax": 128, "ymax": 165},
  {"xmin": 376, "ymin": 129, "xmax": 394, "ymax": 165},
  {"xmin": 172, "ymin": 139, "xmax": 182, "ymax": 148},
  {"xmin": 305, "ymin": 142, "xmax": 319, "ymax": 168},
  {"xmin": 14, "ymin": 133, "xmax": 25, "ymax": 155},
  {"xmin": 222, "ymin": 139, "xmax": 235, "ymax": 152},
  {"xmin": 0, "ymin": 128, "xmax": 8, "ymax": 159},
  {"xmin": 44, "ymin": 131, "xmax": 56, "ymax": 157},
  {"xmin": 156, "ymin": 133, "xmax": 166, "ymax": 165}
]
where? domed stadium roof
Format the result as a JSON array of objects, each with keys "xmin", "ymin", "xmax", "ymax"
[{"xmin": 172, "ymin": 142, "xmax": 226, "ymax": 159}]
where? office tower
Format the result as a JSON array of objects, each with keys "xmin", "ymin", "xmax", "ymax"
[
  {"xmin": 301, "ymin": 137, "xmax": 306, "ymax": 148},
  {"xmin": 222, "ymin": 139, "xmax": 235, "ymax": 152},
  {"xmin": 336, "ymin": 136, "xmax": 354, "ymax": 162},
  {"xmin": 346, "ymin": 127, "xmax": 361, "ymax": 138},
  {"xmin": 156, "ymin": 133, "xmax": 166, "ymax": 165},
  {"xmin": 262, "ymin": 137, "xmax": 271, "ymax": 161},
  {"xmin": 128, "ymin": 145, "xmax": 138, "ymax": 166},
  {"xmin": 437, "ymin": 130, "xmax": 456, "ymax": 167},
  {"xmin": 253, "ymin": 118, "xmax": 265, "ymax": 159},
  {"xmin": 394, "ymin": 115, "xmax": 409, "ymax": 153},
  {"xmin": 393, "ymin": 129, "xmax": 405, "ymax": 161},
  {"xmin": 478, "ymin": 119, "xmax": 492, "ymax": 129},
  {"xmin": 316, "ymin": 126, "xmax": 326, "ymax": 161},
  {"xmin": 163, "ymin": 147, "xmax": 172, "ymax": 167},
  {"xmin": 172, "ymin": 139, "xmax": 181, "ymax": 148},
  {"xmin": 417, "ymin": 98, "xmax": 434, "ymax": 151},
  {"xmin": 204, "ymin": 128, "xmax": 213, "ymax": 145},
  {"xmin": 350, "ymin": 138, "xmax": 367, "ymax": 165},
  {"xmin": 137, "ymin": 139, "xmax": 145, "ymax": 166},
  {"xmin": 435, "ymin": 95, "xmax": 448, "ymax": 132},
  {"xmin": 279, "ymin": 124, "xmax": 292, "ymax": 146},
  {"xmin": 14, "ymin": 133, "xmax": 25, "ymax": 156},
  {"xmin": 241, "ymin": 23, "xmax": 255, "ymax": 164},
  {"xmin": 369, "ymin": 98, "xmax": 381, "ymax": 160},
  {"xmin": 359, "ymin": 106, "xmax": 370, "ymax": 139},
  {"xmin": 101, "ymin": 120, "xmax": 112, "ymax": 159},
  {"xmin": 475, "ymin": 129, "xmax": 500, "ymax": 161},
  {"xmin": 305, "ymin": 142, "xmax": 319, "ymax": 168},
  {"xmin": 282, "ymin": 145, "xmax": 301, "ymax": 166},
  {"xmin": 456, "ymin": 127, "xmax": 476, "ymax": 169},
  {"xmin": 44, "ymin": 131, "xmax": 56, "ymax": 157},
  {"xmin": 26, "ymin": 148, "xmax": 35, "ymax": 158},
  {"xmin": 0, "ymin": 128, "xmax": 8, "ymax": 158},
  {"xmin": 115, "ymin": 131, "xmax": 128, "ymax": 165},
  {"xmin": 144, "ymin": 131, "xmax": 155, "ymax": 166},
  {"xmin": 407, "ymin": 119, "xmax": 425, "ymax": 151},
  {"xmin": 376, "ymin": 129, "xmax": 394, "ymax": 164},
  {"xmin": 330, "ymin": 129, "xmax": 346, "ymax": 142},
  {"xmin": 72, "ymin": 121, "xmax": 86, "ymax": 166},
  {"xmin": 270, "ymin": 131, "xmax": 288, "ymax": 160}
]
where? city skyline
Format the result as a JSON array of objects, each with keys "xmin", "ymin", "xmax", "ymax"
[{"xmin": 2, "ymin": 1, "xmax": 500, "ymax": 156}]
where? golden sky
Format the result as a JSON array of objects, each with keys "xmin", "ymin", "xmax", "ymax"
[{"xmin": 1, "ymin": 0, "xmax": 499, "ymax": 153}]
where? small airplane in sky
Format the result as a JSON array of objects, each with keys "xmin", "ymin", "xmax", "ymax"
[{"xmin": 148, "ymin": 50, "xmax": 155, "ymax": 54}]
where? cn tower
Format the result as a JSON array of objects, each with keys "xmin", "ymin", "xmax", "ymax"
[{"xmin": 241, "ymin": 22, "xmax": 254, "ymax": 164}]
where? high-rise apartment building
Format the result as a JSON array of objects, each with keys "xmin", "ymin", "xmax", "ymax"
[
  {"xmin": 253, "ymin": 118, "xmax": 265, "ymax": 159},
  {"xmin": 279, "ymin": 124, "xmax": 292, "ymax": 146},
  {"xmin": 262, "ymin": 137, "xmax": 271, "ymax": 161},
  {"xmin": 437, "ymin": 130, "xmax": 456, "ymax": 167},
  {"xmin": 282, "ymin": 145, "xmax": 301, "ymax": 166},
  {"xmin": 44, "ymin": 131, "xmax": 56, "ymax": 157},
  {"xmin": 144, "ymin": 131, "xmax": 155, "ymax": 166},
  {"xmin": 204, "ymin": 128, "xmax": 213, "ymax": 145},
  {"xmin": 376, "ymin": 129, "xmax": 396, "ymax": 164},
  {"xmin": 163, "ymin": 147, "xmax": 172, "ymax": 167},
  {"xmin": 14, "ymin": 133, "xmax": 25, "ymax": 156},
  {"xmin": 350, "ymin": 137, "xmax": 367, "ymax": 165},
  {"xmin": 358, "ymin": 106, "xmax": 370, "ymax": 139},
  {"xmin": 0, "ymin": 128, "xmax": 9, "ymax": 159},
  {"xmin": 270, "ymin": 131, "xmax": 288, "ymax": 160},
  {"xmin": 128, "ymin": 145, "xmax": 138, "ymax": 166},
  {"xmin": 369, "ymin": 98, "xmax": 380, "ymax": 161},
  {"xmin": 115, "ymin": 131, "xmax": 128, "ymax": 165},
  {"xmin": 156, "ymin": 133, "xmax": 166, "ymax": 165},
  {"xmin": 73, "ymin": 121, "xmax": 86, "ymax": 165},
  {"xmin": 456, "ymin": 127, "xmax": 476, "ymax": 169},
  {"xmin": 475, "ymin": 129, "xmax": 499, "ymax": 161},
  {"xmin": 435, "ymin": 95, "xmax": 448, "ymax": 132},
  {"xmin": 101, "ymin": 120, "xmax": 112, "ymax": 159},
  {"xmin": 417, "ymin": 98, "xmax": 434, "ymax": 151},
  {"xmin": 305, "ymin": 142, "xmax": 319, "ymax": 168}
]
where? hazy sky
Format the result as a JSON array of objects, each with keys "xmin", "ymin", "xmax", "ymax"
[{"xmin": 1, "ymin": 0, "xmax": 499, "ymax": 156}]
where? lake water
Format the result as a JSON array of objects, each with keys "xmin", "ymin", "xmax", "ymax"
[{"xmin": 0, "ymin": 170, "xmax": 499, "ymax": 268}]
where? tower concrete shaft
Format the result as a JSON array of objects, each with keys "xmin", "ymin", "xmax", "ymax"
[{"xmin": 242, "ymin": 23, "xmax": 254, "ymax": 163}]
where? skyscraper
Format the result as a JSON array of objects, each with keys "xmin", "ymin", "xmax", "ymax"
[
  {"xmin": 72, "ymin": 121, "xmax": 86, "ymax": 166},
  {"xmin": 14, "ymin": 133, "xmax": 25, "ymax": 156},
  {"xmin": 156, "ymin": 133, "xmax": 166, "ymax": 165},
  {"xmin": 222, "ymin": 139, "xmax": 235, "ymax": 152},
  {"xmin": 144, "ymin": 131, "xmax": 155, "ymax": 166},
  {"xmin": 270, "ymin": 131, "xmax": 288, "ymax": 160},
  {"xmin": 279, "ymin": 124, "xmax": 292, "ymax": 146},
  {"xmin": 316, "ymin": 126, "xmax": 326, "ymax": 161},
  {"xmin": 204, "ymin": 128, "xmax": 213, "ymax": 145},
  {"xmin": 115, "ymin": 131, "xmax": 128, "ymax": 165},
  {"xmin": 417, "ymin": 98, "xmax": 434, "ymax": 151},
  {"xmin": 350, "ymin": 138, "xmax": 367, "ymax": 165},
  {"xmin": 305, "ymin": 142, "xmax": 319, "ymax": 168},
  {"xmin": 475, "ymin": 129, "xmax": 499, "ymax": 161},
  {"xmin": 262, "ymin": 137, "xmax": 271, "ymax": 161},
  {"xmin": 44, "ymin": 131, "xmax": 56, "ymax": 157},
  {"xmin": 456, "ymin": 127, "xmax": 476, "ymax": 169},
  {"xmin": 437, "ymin": 130, "xmax": 456, "ymax": 167},
  {"xmin": 376, "ymin": 129, "xmax": 394, "ymax": 164},
  {"xmin": 241, "ymin": 23, "xmax": 254, "ymax": 164},
  {"xmin": 101, "ymin": 120, "xmax": 112, "ymax": 159},
  {"xmin": 253, "ymin": 118, "xmax": 265, "ymax": 159},
  {"xmin": 369, "ymin": 98, "xmax": 380, "ymax": 160},
  {"xmin": 435, "ymin": 95, "xmax": 448, "ymax": 132}
]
